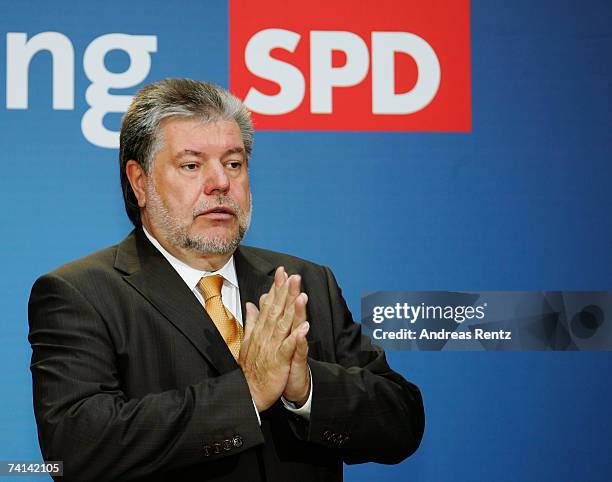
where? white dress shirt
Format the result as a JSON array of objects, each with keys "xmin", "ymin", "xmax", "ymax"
[{"xmin": 143, "ymin": 227, "xmax": 312, "ymax": 420}]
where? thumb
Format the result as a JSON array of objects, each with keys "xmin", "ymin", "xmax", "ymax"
[
  {"xmin": 292, "ymin": 322, "xmax": 310, "ymax": 364},
  {"xmin": 240, "ymin": 302, "xmax": 259, "ymax": 362},
  {"xmin": 279, "ymin": 327, "xmax": 299, "ymax": 361},
  {"xmin": 293, "ymin": 322, "xmax": 310, "ymax": 363},
  {"xmin": 244, "ymin": 302, "xmax": 259, "ymax": 341}
]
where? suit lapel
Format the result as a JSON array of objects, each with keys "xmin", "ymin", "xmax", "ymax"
[
  {"xmin": 114, "ymin": 229, "xmax": 238, "ymax": 375},
  {"xmin": 234, "ymin": 246, "xmax": 276, "ymax": 328}
]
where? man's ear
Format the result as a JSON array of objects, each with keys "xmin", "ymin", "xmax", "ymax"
[{"xmin": 125, "ymin": 160, "xmax": 148, "ymax": 208}]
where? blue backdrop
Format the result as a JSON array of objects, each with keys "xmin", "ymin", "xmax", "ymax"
[{"xmin": 2, "ymin": 1, "xmax": 611, "ymax": 480}]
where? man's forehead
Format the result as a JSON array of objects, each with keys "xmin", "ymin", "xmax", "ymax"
[{"xmin": 159, "ymin": 117, "xmax": 244, "ymax": 153}]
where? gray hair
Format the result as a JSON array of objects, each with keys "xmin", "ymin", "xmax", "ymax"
[{"xmin": 119, "ymin": 78, "xmax": 254, "ymax": 226}]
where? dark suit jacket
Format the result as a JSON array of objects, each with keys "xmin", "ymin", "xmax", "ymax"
[{"xmin": 28, "ymin": 229, "xmax": 424, "ymax": 481}]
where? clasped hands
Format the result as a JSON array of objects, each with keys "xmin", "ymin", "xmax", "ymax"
[{"xmin": 238, "ymin": 267, "xmax": 310, "ymax": 412}]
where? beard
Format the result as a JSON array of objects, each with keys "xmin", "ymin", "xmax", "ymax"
[{"xmin": 145, "ymin": 181, "xmax": 252, "ymax": 256}]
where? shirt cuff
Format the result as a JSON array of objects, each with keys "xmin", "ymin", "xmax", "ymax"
[
  {"xmin": 280, "ymin": 368, "xmax": 312, "ymax": 420},
  {"xmin": 252, "ymin": 398, "xmax": 261, "ymax": 425}
]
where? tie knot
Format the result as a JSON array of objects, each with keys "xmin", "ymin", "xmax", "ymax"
[{"xmin": 197, "ymin": 275, "xmax": 225, "ymax": 301}]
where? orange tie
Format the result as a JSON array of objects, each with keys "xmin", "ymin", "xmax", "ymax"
[{"xmin": 197, "ymin": 275, "xmax": 243, "ymax": 360}]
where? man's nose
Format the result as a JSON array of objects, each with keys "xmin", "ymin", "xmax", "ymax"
[{"xmin": 203, "ymin": 161, "xmax": 230, "ymax": 195}]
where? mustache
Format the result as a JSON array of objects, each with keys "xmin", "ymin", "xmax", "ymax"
[{"xmin": 192, "ymin": 196, "xmax": 241, "ymax": 217}]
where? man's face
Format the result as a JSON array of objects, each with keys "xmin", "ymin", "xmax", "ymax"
[{"xmin": 142, "ymin": 117, "xmax": 251, "ymax": 256}]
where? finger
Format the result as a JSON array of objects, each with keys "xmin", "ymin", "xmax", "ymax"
[
  {"xmin": 273, "ymin": 275, "xmax": 302, "ymax": 340},
  {"xmin": 278, "ymin": 324, "xmax": 301, "ymax": 361},
  {"xmin": 276, "ymin": 298, "xmax": 295, "ymax": 338},
  {"xmin": 239, "ymin": 302, "xmax": 259, "ymax": 362},
  {"xmin": 274, "ymin": 265, "xmax": 286, "ymax": 288},
  {"xmin": 272, "ymin": 271, "xmax": 292, "ymax": 316},
  {"xmin": 257, "ymin": 293, "xmax": 269, "ymax": 320},
  {"xmin": 283, "ymin": 275, "xmax": 302, "ymax": 311},
  {"xmin": 250, "ymin": 294, "xmax": 268, "ymax": 340},
  {"xmin": 291, "ymin": 293, "xmax": 308, "ymax": 331},
  {"xmin": 257, "ymin": 268, "xmax": 283, "ymax": 329},
  {"xmin": 293, "ymin": 322, "xmax": 310, "ymax": 363},
  {"xmin": 282, "ymin": 275, "xmax": 302, "ymax": 322},
  {"xmin": 257, "ymin": 290, "xmax": 275, "ymax": 335},
  {"xmin": 287, "ymin": 273, "xmax": 301, "ymax": 298},
  {"xmin": 265, "ymin": 271, "xmax": 292, "ymax": 338},
  {"xmin": 243, "ymin": 302, "xmax": 259, "ymax": 342}
]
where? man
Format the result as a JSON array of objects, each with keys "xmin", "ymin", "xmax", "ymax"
[{"xmin": 28, "ymin": 79, "xmax": 424, "ymax": 481}]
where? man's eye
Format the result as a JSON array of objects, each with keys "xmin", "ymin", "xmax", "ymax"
[
  {"xmin": 227, "ymin": 161, "xmax": 242, "ymax": 170},
  {"xmin": 182, "ymin": 163, "xmax": 199, "ymax": 170}
]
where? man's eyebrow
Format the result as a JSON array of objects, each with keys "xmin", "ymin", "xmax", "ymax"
[
  {"xmin": 177, "ymin": 149, "xmax": 202, "ymax": 158},
  {"xmin": 176, "ymin": 147, "xmax": 245, "ymax": 158},
  {"xmin": 225, "ymin": 147, "xmax": 245, "ymax": 156}
]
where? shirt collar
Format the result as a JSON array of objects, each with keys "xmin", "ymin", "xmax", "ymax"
[{"xmin": 142, "ymin": 226, "xmax": 238, "ymax": 292}]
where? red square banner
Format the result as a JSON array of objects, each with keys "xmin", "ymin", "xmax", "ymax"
[{"xmin": 229, "ymin": 0, "xmax": 471, "ymax": 131}]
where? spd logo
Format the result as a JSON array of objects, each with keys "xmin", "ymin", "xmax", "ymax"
[{"xmin": 230, "ymin": 0, "xmax": 471, "ymax": 131}]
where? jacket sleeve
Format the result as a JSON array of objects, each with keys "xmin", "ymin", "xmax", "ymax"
[
  {"xmin": 300, "ymin": 266, "xmax": 425, "ymax": 464},
  {"xmin": 28, "ymin": 273, "xmax": 264, "ymax": 482}
]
